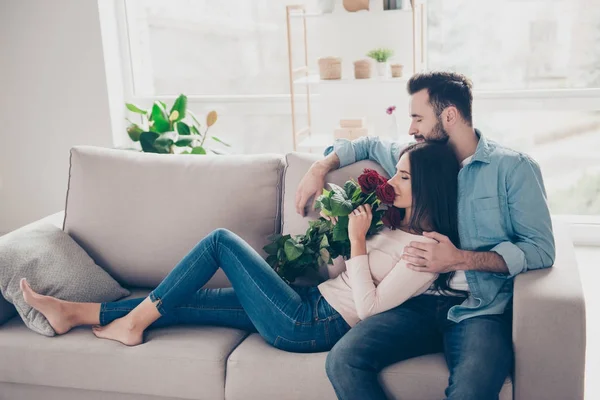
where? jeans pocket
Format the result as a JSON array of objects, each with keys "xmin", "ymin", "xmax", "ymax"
[{"xmin": 273, "ymin": 335, "xmax": 317, "ymax": 353}]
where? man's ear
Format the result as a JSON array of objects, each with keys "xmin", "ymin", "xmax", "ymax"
[{"xmin": 444, "ymin": 106, "xmax": 459, "ymax": 126}]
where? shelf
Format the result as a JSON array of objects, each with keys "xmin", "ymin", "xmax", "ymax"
[
  {"xmin": 294, "ymin": 75, "xmax": 408, "ymax": 85},
  {"xmin": 289, "ymin": 8, "xmax": 411, "ymax": 18}
]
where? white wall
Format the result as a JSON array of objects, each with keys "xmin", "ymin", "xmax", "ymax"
[{"xmin": 0, "ymin": 0, "xmax": 113, "ymax": 234}]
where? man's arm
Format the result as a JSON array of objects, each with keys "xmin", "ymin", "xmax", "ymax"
[
  {"xmin": 488, "ymin": 155, "xmax": 556, "ymax": 277},
  {"xmin": 403, "ymin": 231, "xmax": 510, "ymax": 274},
  {"xmin": 403, "ymin": 155, "xmax": 555, "ymax": 276},
  {"xmin": 460, "ymin": 250, "xmax": 508, "ymax": 273},
  {"xmin": 296, "ymin": 136, "xmax": 403, "ymax": 215},
  {"xmin": 323, "ymin": 136, "xmax": 404, "ymax": 177}
]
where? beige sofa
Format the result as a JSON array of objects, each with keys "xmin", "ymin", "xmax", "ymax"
[{"xmin": 0, "ymin": 146, "xmax": 586, "ymax": 400}]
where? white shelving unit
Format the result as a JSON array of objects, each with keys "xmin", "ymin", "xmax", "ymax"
[
  {"xmin": 285, "ymin": 2, "xmax": 426, "ymax": 152},
  {"xmin": 294, "ymin": 75, "xmax": 409, "ymax": 86}
]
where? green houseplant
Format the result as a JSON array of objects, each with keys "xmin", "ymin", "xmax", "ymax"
[
  {"xmin": 367, "ymin": 47, "xmax": 394, "ymax": 77},
  {"xmin": 125, "ymin": 94, "xmax": 231, "ymax": 155}
]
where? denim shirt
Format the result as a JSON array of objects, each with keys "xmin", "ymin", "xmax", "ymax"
[{"xmin": 324, "ymin": 130, "xmax": 555, "ymax": 322}]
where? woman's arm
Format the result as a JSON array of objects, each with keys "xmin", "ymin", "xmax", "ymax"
[{"xmin": 346, "ymin": 247, "xmax": 437, "ymax": 320}]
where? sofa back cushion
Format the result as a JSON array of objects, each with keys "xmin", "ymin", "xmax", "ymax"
[
  {"xmin": 63, "ymin": 146, "xmax": 284, "ymax": 288},
  {"xmin": 281, "ymin": 152, "xmax": 389, "ymax": 282}
]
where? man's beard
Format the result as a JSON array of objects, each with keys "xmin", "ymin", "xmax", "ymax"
[{"xmin": 425, "ymin": 118, "xmax": 450, "ymax": 144}]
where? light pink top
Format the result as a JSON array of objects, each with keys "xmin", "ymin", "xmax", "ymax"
[{"xmin": 317, "ymin": 228, "xmax": 438, "ymax": 327}]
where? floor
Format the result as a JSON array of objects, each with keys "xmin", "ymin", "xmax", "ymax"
[{"xmin": 575, "ymin": 246, "xmax": 600, "ymax": 400}]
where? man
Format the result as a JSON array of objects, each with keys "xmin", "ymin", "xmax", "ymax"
[{"xmin": 295, "ymin": 71, "xmax": 555, "ymax": 399}]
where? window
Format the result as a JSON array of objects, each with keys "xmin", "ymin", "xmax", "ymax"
[
  {"xmin": 122, "ymin": 0, "xmax": 291, "ymax": 97},
  {"xmin": 427, "ymin": 0, "xmax": 600, "ymax": 91},
  {"xmin": 428, "ymin": 0, "xmax": 600, "ymax": 227}
]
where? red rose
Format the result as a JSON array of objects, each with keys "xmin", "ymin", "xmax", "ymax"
[
  {"xmin": 382, "ymin": 206, "xmax": 404, "ymax": 230},
  {"xmin": 376, "ymin": 183, "xmax": 396, "ymax": 204},
  {"xmin": 358, "ymin": 169, "xmax": 387, "ymax": 194}
]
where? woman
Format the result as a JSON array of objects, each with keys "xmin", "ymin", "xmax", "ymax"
[{"xmin": 20, "ymin": 142, "xmax": 461, "ymax": 353}]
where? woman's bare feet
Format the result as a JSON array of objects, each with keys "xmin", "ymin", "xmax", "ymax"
[
  {"xmin": 20, "ymin": 278, "xmax": 74, "ymax": 334},
  {"xmin": 92, "ymin": 318, "xmax": 144, "ymax": 346}
]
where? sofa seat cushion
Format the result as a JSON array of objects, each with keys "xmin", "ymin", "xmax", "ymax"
[
  {"xmin": 226, "ymin": 333, "xmax": 513, "ymax": 400},
  {"xmin": 0, "ymin": 290, "xmax": 249, "ymax": 400}
]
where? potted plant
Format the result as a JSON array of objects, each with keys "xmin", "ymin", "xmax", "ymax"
[
  {"xmin": 367, "ymin": 48, "xmax": 394, "ymax": 78},
  {"xmin": 125, "ymin": 94, "xmax": 231, "ymax": 155}
]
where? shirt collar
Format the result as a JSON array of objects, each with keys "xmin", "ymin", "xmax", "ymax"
[{"xmin": 470, "ymin": 129, "xmax": 492, "ymax": 164}]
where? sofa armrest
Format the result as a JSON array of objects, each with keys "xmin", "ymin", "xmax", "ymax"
[
  {"xmin": 0, "ymin": 211, "xmax": 65, "ymax": 326},
  {"xmin": 512, "ymin": 219, "xmax": 586, "ymax": 400}
]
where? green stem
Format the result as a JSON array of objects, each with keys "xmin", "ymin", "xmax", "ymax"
[
  {"xmin": 363, "ymin": 192, "xmax": 376, "ymax": 204},
  {"xmin": 201, "ymin": 126, "xmax": 210, "ymax": 147}
]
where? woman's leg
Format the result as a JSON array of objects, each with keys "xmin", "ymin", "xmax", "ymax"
[
  {"xmin": 93, "ymin": 228, "xmax": 310, "ymax": 346},
  {"xmin": 21, "ymin": 276, "xmax": 257, "ymax": 335},
  {"xmin": 101, "ymin": 288, "xmax": 257, "ymax": 332},
  {"xmin": 20, "ymin": 278, "xmax": 101, "ymax": 334}
]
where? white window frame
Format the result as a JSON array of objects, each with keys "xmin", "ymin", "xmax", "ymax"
[{"xmin": 108, "ymin": 0, "xmax": 600, "ymax": 245}]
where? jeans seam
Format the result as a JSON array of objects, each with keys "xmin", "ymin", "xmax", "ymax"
[
  {"xmin": 174, "ymin": 305, "xmax": 246, "ymax": 311},
  {"xmin": 220, "ymin": 242, "xmax": 297, "ymax": 325},
  {"xmin": 99, "ymin": 303, "xmax": 106, "ymax": 326}
]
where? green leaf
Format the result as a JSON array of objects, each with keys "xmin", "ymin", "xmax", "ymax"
[
  {"xmin": 188, "ymin": 110, "xmax": 202, "ymax": 127},
  {"xmin": 125, "ymin": 103, "xmax": 147, "ymax": 114},
  {"xmin": 169, "ymin": 94, "xmax": 187, "ymax": 121},
  {"xmin": 175, "ymin": 137, "xmax": 194, "ymax": 147},
  {"xmin": 266, "ymin": 255, "xmax": 278, "ymax": 268},
  {"xmin": 317, "ymin": 195, "xmax": 331, "ymax": 211},
  {"xmin": 191, "ymin": 124, "xmax": 201, "ymax": 135},
  {"xmin": 330, "ymin": 191, "xmax": 354, "ymax": 217},
  {"xmin": 320, "ymin": 235, "xmax": 330, "ymax": 248},
  {"xmin": 191, "ymin": 146, "xmax": 206, "ymax": 155},
  {"xmin": 211, "ymin": 136, "xmax": 231, "ymax": 147},
  {"xmin": 332, "ymin": 217, "xmax": 349, "ymax": 242},
  {"xmin": 139, "ymin": 131, "xmax": 159, "ymax": 153},
  {"xmin": 284, "ymin": 239, "xmax": 304, "ymax": 261},
  {"xmin": 150, "ymin": 101, "xmax": 170, "ymax": 133},
  {"xmin": 344, "ymin": 181, "xmax": 359, "ymax": 198},
  {"xmin": 126, "ymin": 123, "xmax": 144, "ymax": 142},
  {"xmin": 176, "ymin": 121, "xmax": 191, "ymax": 135},
  {"xmin": 267, "ymin": 233, "xmax": 282, "ymax": 242},
  {"xmin": 154, "ymin": 132, "xmax": 177, "ymax": 152},
  {"xmin": 263, "ymin": 241, "xmax": 281, "ymax": 255},
  {"xmin": 328, "ymin": 183, "xmax": 348, "ymax": 199}
]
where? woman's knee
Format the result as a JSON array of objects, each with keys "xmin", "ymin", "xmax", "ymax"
[{"xmin": 208, "ymin": 228, "xmax": 234, "ymax": 247}]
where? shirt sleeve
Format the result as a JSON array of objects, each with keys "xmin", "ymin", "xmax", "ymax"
[
  {"xmin": 325, "ymin": 255, "xmax": 347, "ymax": 279},
  {"xmin": 491, "ymin": 154, "xmax": 556, "ymax": 277},
  {"xmin": 323, "ymin": 136, "xmax": 407, "ymax": 177},
  {"xmin": 345, "ymin": 254, "xmax": 437, "ymax": 321}
]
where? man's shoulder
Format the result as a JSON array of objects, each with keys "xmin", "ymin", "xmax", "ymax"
[{"xmin": 486, "ymin": 139, "xmax": 540, "ymax": 171}]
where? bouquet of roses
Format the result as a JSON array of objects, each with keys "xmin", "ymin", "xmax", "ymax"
[{"xmin": 264, "ymin": 169, "xmax": 404, "ymax": 283}]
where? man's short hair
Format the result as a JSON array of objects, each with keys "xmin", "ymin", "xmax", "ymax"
[{"xmin": 407, "ymin": 71, "xmax": 473, "ymax": 126}]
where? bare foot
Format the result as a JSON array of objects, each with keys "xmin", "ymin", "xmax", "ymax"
[
  {"xmin": 92, "ymin": 318, "xmax": 144, "ymax": 346},
  {"xmin": 20, "ymin": 278, "xmax": 74, "ymax": 334}
]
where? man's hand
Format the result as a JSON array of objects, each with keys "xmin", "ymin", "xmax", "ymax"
[
  {"xmin": 402, "ymin": 231, "xmax": 464, "ymax": 273},
  {"xmin": 295, "ymin": 164, "xmax": 327, "ymax": 216}
]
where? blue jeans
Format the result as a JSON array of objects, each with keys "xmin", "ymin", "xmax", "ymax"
[
  {"xmin": 100, "ymin": 228, "xmax": 350, "ymax": 353},
  {"xmin": 325, "ymin": 294, "xmax": 513, "ymax": 400}
]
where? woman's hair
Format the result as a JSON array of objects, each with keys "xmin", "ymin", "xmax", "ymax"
[{"xmin": 398, "ymin": 142, "xmax": 464, "ymax": 295}]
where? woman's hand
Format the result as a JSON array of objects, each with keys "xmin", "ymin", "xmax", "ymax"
[{"xmin": 348, "ymin": 204, "xmax": 372, "ymax": 243}]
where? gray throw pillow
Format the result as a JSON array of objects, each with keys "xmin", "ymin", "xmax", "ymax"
[{"xmin": 0, "ymin": 224, "xmax": 130, "ymax": 336}]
